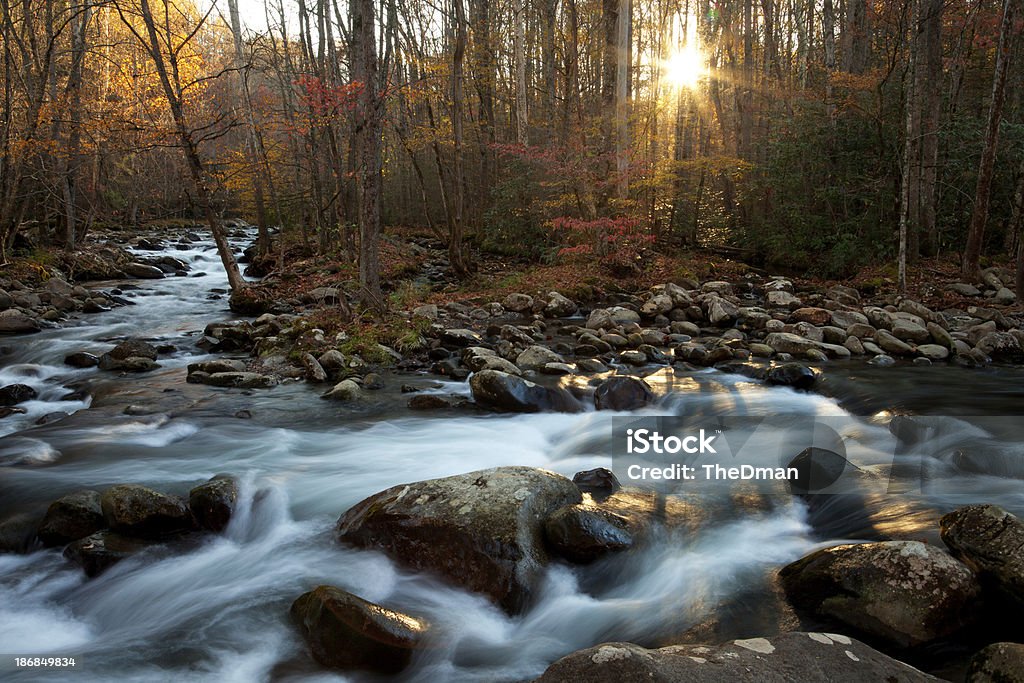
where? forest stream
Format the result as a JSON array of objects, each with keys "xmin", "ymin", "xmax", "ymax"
[{"xmin": 1, "ymin": 232, "xmax": 1023, "ymax": 682}]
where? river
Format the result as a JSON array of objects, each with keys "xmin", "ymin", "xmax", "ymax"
[{"xmin": 1, "ymin": 233, "xmax": 1022, "ymax": 681}]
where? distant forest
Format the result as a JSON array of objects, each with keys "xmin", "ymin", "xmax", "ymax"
[{"xmin": 2, "ymin": 0, "xmax": 1024, "ymax": 302}]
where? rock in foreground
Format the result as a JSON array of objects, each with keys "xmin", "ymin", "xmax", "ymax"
[
  {"xmin": 336, "ymin": 466, "xmax": 581, "ymax": 613},
  {"xmin": 100, "ymin": 484, "xmax": 193, "ymax": 538},
  {"xmin": 941, "ymin": 504, "xmax": 1024, "ymax": 607},
  {"xmin": 779, "ymin": 540, "xmax": 978, "ymax": 647},
  {"xmin": 533, "ymin": 632, "xmax": 939, "ymax": 682},
  {"xmin": 469, "ymin": 369, "xmax": 580, "ymax": 413},
  {"xmin": 290, "ymin": 585, "xmax": 428, "ymax": 673},
  {"xmin": 37, "ymin": 490, "xmax": 106, "ymax": 546}
]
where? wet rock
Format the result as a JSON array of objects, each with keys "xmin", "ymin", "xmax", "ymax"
[
  {"xmin": 37, "ymin": 490, "xmax": 106, "ymax": 546},
  {"xmin": 875, "ymin": 330, "xmax": 915, "ymax": 356},
  {"xmin": 64, "ymin": 351, "xmax": 99, "ymax": 368},
  {"xmin": 534, "ymin": 633, "xmax": 940, "ymax": 683},
  {"xmin": 593, "ymin": 376, "xmax": 655, "ymax": 411},
  {"xmin": 0, "ymin": 513, "xmax": 39, "ymax": 553},
  {"xmin": 766, "ymin": 363, "xmax": 817, "ymax": 390},
  {"xmin": 780, "ymin": 540, "xmax": 979, "ymax": 647},
  {"xmin": 124, "ymin": 262, "xmax": 165, "ymax": 279},
  {"xmin": 336, "ymin": 466, "xmax": 582, "ymax": 613},
  {"xmin": 290, "ymin": 585, "xmax": 428, "ymax": 673},
  {"xmin": 63, "ymin": 530, "xmax": 151, "ymax": 577},
  {"xmin": 322, "ymin": 379, "xmax": 362, "ymax": 401},
  {"xmin": 408, "ymin": 394, "xmax": 451, "ymax": 410},
  {"xmin": 927, "ymin": 322, "xmax": 955, "ymax": 350},
  {"xmin": 188, "ymin": 476, "xmax": 238, "ymax": 533},
  {"xmin": 99, "ymin": 355, "xmax": 159, "ymax": 372},
  {"xmin": 572, "ymin": 468, "xmax": 621, "ymax": 496},
  {"xmin": 967, "ymin": 642, "xmax": 1024, "ymax": 683},
  {"xmin": 975, "ymin": 332, "xmax": 1024, "ymax": 362},
  {"xmin": 202, "ymin": 372, "xmax": 277, "ymax": 389},
  {"xmin": 516, "ymin": 345, "xmax": 564, "ymax": 371},
  {"xmin": 787, "ymin": 447, "xmax": 849, "ymax": 495},
  {"xmin": 544, "ymin": 291, "xmax": 577, "ymax": 317},
  {"xmin": 100, "ymin": 484, "xmax": 193, "ymax": 538},
  {"xmin": 187, "ymin": 359, "xmax": 245, "ymax": 375},
  {"xmin": 764, "ymin": 332, "xmax": 816, "ymax": 356},
  {"xmin": 543, "ymin": 504, "xmax": 634, "ymax": 563},
  {"xmin": 0, "ymin": 383, "xmax": 37, "ymax": 406},
  {"xmin": 441, "ymin": 328, "xmax": 482, "ymax": 347},
  {"xmin": 916, "ymin": 344, "xmax": 949, "ymax": 361},
  {"xmin": 107, "ymin": 339, "xmax": 159, "ymax": 361},
  {"xmin": 462, "ymin": 347, "xmax": 521, "ymax": 375},
  {"xmin": 940, "ymin": 504, "xmax": 1024, "ymax": 608},
  {"xmin": 619, "ymin": 350, "xmax": 648, "ymax": 365},
  {"xmin": 0, "ymin": 309, "xmax": 40, "ymax": 334},
  {"xmin": 469, "ymin": 369, "xmax": 580, "ymax": 413}
]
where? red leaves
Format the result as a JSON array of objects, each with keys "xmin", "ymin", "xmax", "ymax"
[{"xmin": 295, "ymin": 75, "xmax": 363, "ymax": 121}]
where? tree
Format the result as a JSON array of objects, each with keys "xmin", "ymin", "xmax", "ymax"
[
  {"xmin": 116, "ymin": 0, "xmax": 246, "ymax": 293},
  {"xmin": 962, "ymin": 0, "xmax": 1019, "ymax": 281}
]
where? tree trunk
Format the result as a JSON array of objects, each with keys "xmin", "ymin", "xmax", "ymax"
[
  {"xmin": 513, "ymin": 0, "xmax": 528, "ymax": 145},
  {"xmin": 615, "ymin": 0, "xmax": 631, "ymax": 198},
  {"xmin": 449, "ymin": 0, "xmax": 469, "ymax": 276},
  {"xmin": 352, "ymin": 0, "xmax": 383, "ymax": 309},
  {"xmin": 963, "ymin": 0, "xmax": 1018, "ymax": 281}
]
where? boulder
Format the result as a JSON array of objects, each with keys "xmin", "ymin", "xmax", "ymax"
[
  {"xmin": 411, "ymin": 304, "xmax": 438, "ymax": 320},
  {"xmin": 106, "ymin": 339, "xmax": 159, "ymax": 361},
  {"xmin": 533, "ymin": 633, "xmax": 940, "ymax": 683},
  {"xmin": 827, "ymin": 284, "xmax": 861, "ymax": 305},
  {"xmin": 98, "ymin": 355, "xmax": 159, "ymax": 372},
  {"xmin": 967, "ymin": 642, "xmax": 1024, "ymax": 683},
  {"xmin": 0, "ymin": 309, "xmax": 40, "ymax": 334},
  {"xmin": 543, "ymin": 504, "xmax": 634, "ymax": 563},
  {"xmin": 64, "ymin": 352, "xmax": 99, "ymax": 368},
  {"xmin": 290, "ymin": 586, "xmax": 428, "ymax": 673},
  {"xmin": 780, "ymin": 540, "xmax": 979, "ymax": 647},
  {"xmin": 318, "ymin": 349, "xmax": 346, "ymax": 370},
  {"xmin": 544, "ymin": 291, "xmax": 577, "ymax": 317},
  {"xmin": 187, "ymin": 359, "xmax": 246, "ymax": 375},
  {"xmin": 516, "ymin": 345, "xmax": 565, "ymax": 371},
  {"xmin": 792, "ymin": 307, "xmax": 831, "ymax": 326},
  {"xmin": 462, "ymin": 347, "xmax": 521, "ymax": 375},
  {"xmin": 37, "ymin": 490, "xmax": 106, "ymax": 546},
  {"xmin": 593, "ymin": 376, "xmax": 655, "ymax": 411},
  {"xmin": 0, "ymin": 513, "xmax": 39, "ymax": 553},
  {"xmin": 976, "ymin": 332, "xmax": 1024, "ymax": 362},
  {"xmin": 440, "ymin": 328, "xmax": 482, "ymax": 347},
  {"xmin": 766, "ymin": 290, "xmax": 801, "ymax": 308},
  {"xmin": 100, "ymin": 484, "xmax": 193, "ymax": 538},
  {"xmin": 572, "ymin": 468, "xmax": 621, "ymax": 496},
  {"xmin": 940, "ymin": 504, "xmax": 1024, "ymax": 607},
  {"xmin": 301, "ymin": 353, "xmax": 328, "ymax": 383},
  {"xmin": 766, "ymin": 363, "xmax": 817, "ymax": 390},
  {"xmin": 469, "ymin": 369, "xmax": 580, "ymax": 413},
  {"xmin": 875, "ymin": 330, "xmax": 915, "ymax": 356},
  {"xmin": 764, "ymin": 332, "xmax": 817, "ymax": 356},
  {"xmin": 322, "ymin": 379, "xmax": 362, "ymax": 401},
  {"xmin": 502, "ymin": 293, "xmax": 534, "ymax": 313},
  {"xmin": 336, "ymin": 466, "xmax": 582, "ymax": 613},
  {"xmin": 949, "ymin": 283, "xmax": 982, "ymax": 297},
  {"xmin": 0, "ymin": 383, "xmax": 37, "ymax": 406},
  {"xmin": 201, "ymin": 372, "xmax": 277, "ymax": 389},
  {"xmin": 916, "ymin": 344, "xmax": 949, "ymax": 361},
  {"xmin": 407, "ymin": 394, "xmax": 451, "ymax": 410},
  {"xmin": 189, "ymin": 475, "xmax": 239, "ymax": 533},
  {"xmin": 63, "ymin": 530, "xmax": 151, "ymax": 577},
  {"xmin": 640, "ymin": 294, "xmax": 673, "ymax": 317},
  {"xmin": 830, "ymin": 309, "xmax": 869, "ymax": 330},
  {"xmin": 891, "ymin": 320, "xmax": 930, "ymax": 344},
  {"xmin": 703, "ymin": 296, "xmax": 738, "ymax": 326},
  {"xmin": 124, "ymin": 262, "xmax": 165, "ymax": 279}
]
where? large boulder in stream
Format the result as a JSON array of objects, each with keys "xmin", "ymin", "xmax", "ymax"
[
  {"xmin": 543, "ymin": 504, "xmax": 634, "ymax": 563},
  {"xmin": 189, "ymin": 476, "xmax": 239, "ymax": 533},
  {"xmin": 779, "ymin": 540, "xmax": 979, "ymax": 647},
  {"xmin": 336, "ymin": 466, "xmax": 582, "ymax": 613},
  {"xmin": 967, "ymin": 642, "xmax": 1024, "ymax": 683},
  {"xmin": 123, "ymin": 262, "xmax": 165, "ymax": 279},
  {"xmin": 290, "ymin": 585, "xmax": 429, "ymax": 673},
  {"xmin": 0, "ymin": 309, "xmax": 41, "ymax": 334},
  {"xmin": 533, "ymin": 632, "xmax": 940, "ymax": 682},
  {"xmin": 98, "ymin": 339, "xmax": 160, "ymax": 372},
  {"xmin": 469, "ymin": 369, "xmax": 581, "ymax": 413},
  {"xmin": 37, "ymin": 490, "xmax": 106, "ymax": 546},
  {"xmin": 100, "ymin": 484, "xmax": 194, "ymax": 538},
  {"xmin": 940, "ymin": 504, "xmax": 1024, "ymax": 608}
]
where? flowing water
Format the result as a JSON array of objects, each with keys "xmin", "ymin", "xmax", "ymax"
[{"xmin": 1, "ymin": 235, "xmax": 1023, "ymax": 682}]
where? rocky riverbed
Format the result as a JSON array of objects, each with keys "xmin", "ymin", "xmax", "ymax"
[{"xmin": 1, "ymin": 230, "xmax": 1024, "ymax": 682}]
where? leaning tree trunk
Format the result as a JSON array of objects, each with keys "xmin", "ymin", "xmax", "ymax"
[{"xmin": 129, "ymin": 0, "xmax": 246, "ymax": 294}]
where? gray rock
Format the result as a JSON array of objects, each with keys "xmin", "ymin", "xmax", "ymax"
[
  {"xmin": 189, "ymin": 475, "xmax": 239, "ymax": 533},
  {"xmin": 441, "ymin": 328, "xmax": 482, "ymax": 347},
  {"xmin": 107, "ymin": 339, "xmax": 159, "ymax": 361},
  {"xmin": 827, "ymin": 284, "xmax": 861, "ymax": 305},
  {"xmin": 469, "ymin": 369, "xmax": 580, "ymax": 413},
  {"xmin": 891, "ymin": 320, "xmax": 930, "ymax": 344},
  {"xmin": 516, "ymin": 345, "xmax": 564, "ymax": 371},
  {"xmin": 949, "ymin": 283, "xmax": 982, "ymax": 297},
  {"xmin": 640, "ymin": 294, "xmax": 673, "ymax": 316},
  {"xmin": 927, "ymin": 322, "xmax": 955, "ymax": 350},
  {"xmin": 291, "ymin": 586, "xmax": 428, "ymax": 673},
  {"xmin": 64, "ymin": 352, "xmax": 99, "ymax": 368},
  {"xmin": 100, "ymin": 484, "xmax": 193, "ymax": 538},
  {"xmin": 976, "ymin": 332, "xmax": 1024, "ymax": 362},
  {"xmin": 703, "ymin": 296, "xmax": 738, "ymax": 325},
  {"xmin": 411, "ymin": 304, "xmax": 438, "ymax": 320},
  {"xmin": 187, "ymin": 359, "xmax": 246, "ymax": 375},
  {"xmin": 766, "ymin": 290, "xmax": 801, "ymax": 308},
  {"xmin": 916, "ymin": 344, "xmax": 949, "ymax": 361},
  {"xmin": 502, "ymin": 293, "xmax": 534, "ymax": 313},
  {"xmin": 994, "ymin": 287, "xmax": 1017, "ymax": 305},
  {"xmin": 544, "ymin": 291, "xmax": 577, "ymax": 317},
  {"xmin": 780, "ymin": 540, "xmax": 979, "ymax": 647},
  {"xmin": 318, "ymin": 349, "xmax": 346, "ymax": 370},
  {"xmin": 764, "ymin": 332, "xmax": 817, "ymax": 355},
  {"xmin": 0, "ymin": 309, "xmax": 40, "ymax": 334},
  {"xmin": 941, "ymin": 504, "xmax": 1024, "ymax": 608},
  {"xmin": 336, "ymin": 466, "xmax": 582, "ymax": 613},
  {"xmin": 967, "ymin": 642, "xmax": 1024, "ymax": 683},
  {"xmin": 875, "ymin": 330, "xmax": 915, "ymax": 356},
  {"xmin": 322, "ymin": 379, "xmax": 362, "ymax": 401},
  {"xmin": 124, "ymin": 262, "xmax": 165, "ymax": 279},
  {"xmin": 37, "ymin": 490, "xmax": 106, "ymax": 546},
  {"xmin": 534, "ymin": 632, "xmax": 940, "ymax": 683},
  {"xmin": 203, "ymin": 372, "xmax": 277, "ymax": 389},
  {"xmin": 301, "ymin": 353, "xmax": 328, "ymax": 383}
]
